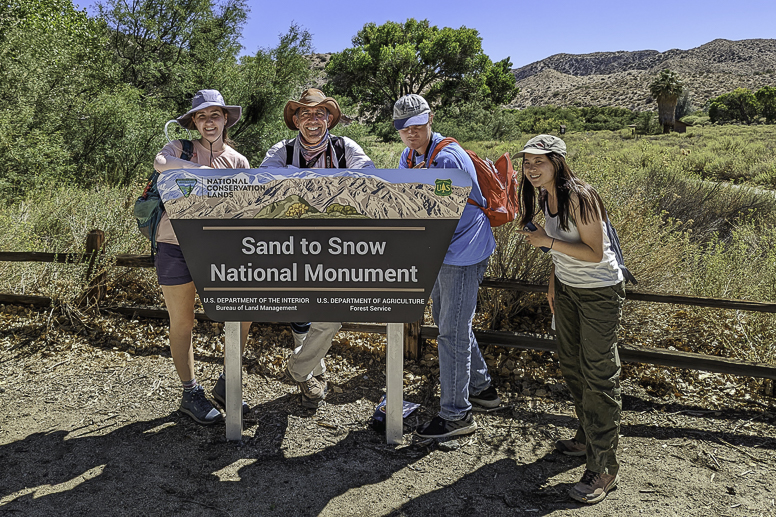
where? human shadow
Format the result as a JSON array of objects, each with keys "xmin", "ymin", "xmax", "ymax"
[
  {"xmin": 622, "ymin": 393, "xmax": 775, "ymax": 426},
  {"xmin": 385, "ymin": 451, "xmax": 581, "ymax": 516},
  {"xmin": 0, "ymin": 393, "xmax": 429, "ymax": 517}
]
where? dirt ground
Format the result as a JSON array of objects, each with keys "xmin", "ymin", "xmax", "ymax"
[{"xmin": 1, "ymin": 304, "xmax": 775, "ymax": 517}]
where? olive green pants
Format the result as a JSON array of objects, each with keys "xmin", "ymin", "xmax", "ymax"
[{"xmin": 554, "ymin": 277, "xmax": 625, "ymax": 476}]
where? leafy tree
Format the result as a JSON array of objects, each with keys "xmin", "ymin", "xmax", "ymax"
[
  {"xmin": 96, "ymin": 0, "xmax": 247, "ymax": 112},
  {"xmin": 755, "ymin": 86, "xmax": 776, "ymax": 124},
  {"xmin": 325, "ymin": 18, "xmax": 518, "ymax": 120},
  {"xmin": 708, "ymin": 88, "xmax": 759, "ymax": 124},
  {"xmin": 0, "ymin": 0, "xmax": 314, "ymax": 199},
  {"xmin": 675, "ymin": 89, "xmax": 695, "ymax": 119},
  {"xmin": 225, "ymin": 24, "xmax": 314, "ymax": 163},
  {"xmin": 649, "ymin": 69, "xmax": 684, "ymax": 133},
  {"xmin": 432, "ymin": 102, "xmax": 522, "ymax": 142},
  {"xmin": 0, "ymin": 0, "xmax": 131, "ymax": 195}
]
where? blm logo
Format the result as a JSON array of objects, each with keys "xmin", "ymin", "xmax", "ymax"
[
  {"xmin": 176, "ymin": 178, "xmax": 197, "ymax": 197},
  {"xmin": 434, "ymin": 179, "xmax": 452, "ymax": 197}
]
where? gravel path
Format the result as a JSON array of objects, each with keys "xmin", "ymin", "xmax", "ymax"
[{"xmin": 1, "ymin": 305, "xmax": 774, "ymax": 516}]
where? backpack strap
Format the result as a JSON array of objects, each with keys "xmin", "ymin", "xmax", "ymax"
[
  {"xmin": 407, "ymin": 138, "xmax": 483, "ymax": 208},
  {"xmin": 330, "ymin": 136, "xmax": 346, "ymax": 168},
  {"xmin": 285, "ymin": 141, "xmax": 295, "ymax": 166},
  {"xmin": 180, "ymin": 139, "xmax": 193, "ymax": 161},
  {"xmin": 605, "ymin": 217, "xmax": 637, "ymax": 284},
  {"xmin": 407, "ymin": 137, "xmax": 457, "ymax": 168}
]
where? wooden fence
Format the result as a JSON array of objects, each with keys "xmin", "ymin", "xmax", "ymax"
[{"xmin": 1, "ymin": 230, "xmax": 775, "ymax": 381}]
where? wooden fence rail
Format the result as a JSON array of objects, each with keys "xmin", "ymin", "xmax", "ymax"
[
  {"xmin": 481, "ymin": 279, "xmax": 776, "ymax": 313},
  {"xmin": 2, "ymin": 233, "xmax": 776, "ymax": 381}
]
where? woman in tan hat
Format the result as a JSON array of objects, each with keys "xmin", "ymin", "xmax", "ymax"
[
  {"xmin": 153, "ymin": 89, "xmax": 252, "ymax": 425},
  {"xmin": 516, "ymin": 135, "xmax": 625, "ymax": 504},
  {"xmin": 259, "ymin": 88, "xmax": 375, "ymax": 408}
]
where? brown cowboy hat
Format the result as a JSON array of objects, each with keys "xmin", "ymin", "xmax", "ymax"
[{"xmin": 283, "ymin": 88, "xmax": 341, "ymax": 131}]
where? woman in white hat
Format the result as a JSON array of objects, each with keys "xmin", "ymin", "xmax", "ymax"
[
  {"xmin": 516, "ymin": 135, "xmax": 625, "ymax": 504},
  {"xmin": 153, "ymin": 89, "xmax": 251, "ymax": 425}
]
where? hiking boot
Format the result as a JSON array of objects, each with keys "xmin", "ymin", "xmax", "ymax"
[
  {"xmin": 569, "ymin": 469, "xmax": 619, "ymax": 504},
  {"xmin": 555, "ymin": 438, "xmax": 587, "ymax": 457},
  {"xmin": 285, "ymin": 366, "xmax": 325, "ymax": 408},
  {"xmin": 314, "ymin": 373, "xmax": 327, "ymax": 391},
  {"xmin": 211, "ymin": 374, "xmax": 250, "ymax": 417},
  {"xmin": 179, "ymin": 385, "xmax": 223, "ymax": 425},
  {"xmin": 415, "ymin": 411, "xmax": 477, "ymax": 439},
  {"xmin": 470, "ymin": 385, "xmax": 502, "ymax": 410}
]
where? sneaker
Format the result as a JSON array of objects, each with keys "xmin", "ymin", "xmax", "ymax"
[
  {"xmin": 569, "ymin": 469, "xmax": 619, "ymax": 504},
  {"xmin": 285, "ymin": 366, "xmax": 326, "ymax": 408},
  {"xmin": 415, "ymin": 411, "xmax": 477, "ymax": 439},
  {"xmin": 555, "ymin": 438, "xmax": 587, "ymax": 457},
  {"xmin": 469, "ymin": 385, "xmax": 502, "ymax": 410},
  {"xmin": 211, "ymin": 374, "xmax": 250, "ymax": 416},
  {"xmin": 179, "ymin": 386, "xmax": 223, "ymax": 425}
]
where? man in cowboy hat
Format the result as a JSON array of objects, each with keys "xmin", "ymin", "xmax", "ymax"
[
  {"xmin": 260, "ymin": 88, "xmax": 375, "ymax": 408},
  {"xmin": 261, "ymin": 88, "xmax": 374, "ymax": 169}
]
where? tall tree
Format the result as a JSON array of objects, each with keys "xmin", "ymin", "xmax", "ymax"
[
  {"xmin": 709, "ymin": 88, "xmax": 759, "ymax": 124},
  {"xmin": 755, "ymin": 86, "xmax": 776, "ymax": 124},
  {"xmin": 96, "ymin": 0, "xmax": 247, "ymax": 111},
  {"xmin": 325, "ymin": 18, "xmax": 518, "ymax": 120},
  {"xmin": 0, "ymin": 0, "xmax": 137, "ymax": 194},
  {"xmin": 649, "ymin": 69, "xmax": 684, "ymax": 134},
  {"xmin": 226, "ymin": 24, "xmax": 314, "ymax": 163}
]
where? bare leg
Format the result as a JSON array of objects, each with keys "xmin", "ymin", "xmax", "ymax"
[{"xmin": 161, "ymin": 282, "xmax": 197, "ymax": 382}]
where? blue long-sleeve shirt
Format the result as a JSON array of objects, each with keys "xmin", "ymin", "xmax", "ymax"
[{"xmin": 399, "ymin": 132, "xmax": 495, "ymax": 266}]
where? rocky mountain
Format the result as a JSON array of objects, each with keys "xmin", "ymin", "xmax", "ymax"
[{"xmin": 509, "ymin": 39, "xmax": 776, "ymax": 111}]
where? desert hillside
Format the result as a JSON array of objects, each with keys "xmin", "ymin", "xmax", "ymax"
[
  {"xmin": 310, "ymin": 39, "xmax": 776, "ymax": 112},
  {"xmin": 508, "ymin": 38, "xmax": 776, "ymax": 111}
]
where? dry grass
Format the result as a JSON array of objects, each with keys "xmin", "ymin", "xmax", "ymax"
[{"xmin": 2, "ymin": 126, "xmax": 776, "ymax": 366}]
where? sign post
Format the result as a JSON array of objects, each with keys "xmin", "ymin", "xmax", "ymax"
[
  {"xmin": 159, "ymin": 167, "xmax": 472, "ymax": 443},
  {"xmin": 224, "ymin": 321, "xmax": 242, "ymax": 440},
  {"xmin": 385, "ymin": 323, "xmax": 404, "ymax": 444}
]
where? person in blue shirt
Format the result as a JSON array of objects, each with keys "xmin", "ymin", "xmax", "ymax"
[{"xmin": 394, "ymin": 94, "xmax": 501, "ymax": 438}]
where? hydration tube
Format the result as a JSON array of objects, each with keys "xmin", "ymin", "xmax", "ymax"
[{"xmin": 164, "ymin": 119, "xmax": 192, "ymax": 143}]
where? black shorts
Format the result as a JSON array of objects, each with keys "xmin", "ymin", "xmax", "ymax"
[{"xmin": 154, "ymin": 242, "xmax": 193, "ymax": 286}]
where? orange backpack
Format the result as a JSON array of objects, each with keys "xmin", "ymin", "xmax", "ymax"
[{"xmin": 408, "ymin": 137, "xmax": 518, "ymax": 227}]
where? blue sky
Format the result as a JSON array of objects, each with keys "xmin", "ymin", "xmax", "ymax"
[{"xmin": 76, "ymin": 0, "xmax": 776, "ymax": 68}]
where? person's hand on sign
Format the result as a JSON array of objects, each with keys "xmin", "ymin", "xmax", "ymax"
[{"xmin": 412, "ymin": 160, "xmax": 426, "ymax": 169}]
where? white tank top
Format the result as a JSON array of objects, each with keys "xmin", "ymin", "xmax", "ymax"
[{"xmin": 544, "ymin": 207, "xmax": 623, "ymax": 288}]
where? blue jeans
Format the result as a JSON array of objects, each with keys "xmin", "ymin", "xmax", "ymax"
[{"xmin": 431, "ymin": 257, "xmax": 491, "ymax": 420}]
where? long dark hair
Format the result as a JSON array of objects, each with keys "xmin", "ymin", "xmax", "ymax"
[{"xmin": 518, "ymin": 152, "xmax": 606, "ymax": 232}]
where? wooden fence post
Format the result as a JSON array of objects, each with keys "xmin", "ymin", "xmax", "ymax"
[
  {"xmin": 403, "ymin": 319, "xmax": 421, "ymax": 360},
  {"xmin": 78, "ymin": 229, "xmax": 106, "ymax": 306}
]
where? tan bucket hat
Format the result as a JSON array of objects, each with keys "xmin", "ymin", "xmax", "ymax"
[{"xmin": 283, "ymin": 88, "xmax": 341, "ymax": 131}]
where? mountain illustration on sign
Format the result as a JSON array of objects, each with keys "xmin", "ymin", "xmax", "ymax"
[
  {"xmin": 161, "ymin": 173, "xmax": 470, "ymax": 220},
  {"xmin": 254, "ymin": 194, "xmax": 367, "ymax": 219}
]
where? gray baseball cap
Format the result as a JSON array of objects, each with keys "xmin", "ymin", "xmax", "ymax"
[
  {"xmin": 393, "ymin": 94, "xmax": 431, "ymax": 130},
  {"xmin": 516, "ymin": 134, "xmax": 567, "ymax": 158}
]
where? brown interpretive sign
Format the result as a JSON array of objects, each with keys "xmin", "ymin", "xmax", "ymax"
[{"xmin": 158, "ymin": 168, "xmax": 472, "ymax": 322}]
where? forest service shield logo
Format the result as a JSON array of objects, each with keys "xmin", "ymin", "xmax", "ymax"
[{"xmin": 434, "ymin": 179, "xmax": 452, "ymax": 197}]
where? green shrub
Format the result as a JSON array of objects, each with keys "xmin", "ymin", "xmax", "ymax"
[{"xmin": 3, "ymin": 125, "xmax": 776, "ymax": 366}]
